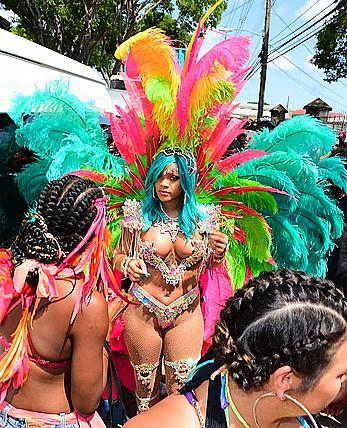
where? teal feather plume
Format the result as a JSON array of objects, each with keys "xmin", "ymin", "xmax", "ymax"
[
  {"xmin": 250, "ymin": 115, "xmax": 335, "ymax": 163},
  {"xmin": 0, "ymin": 124, "xmax": 18, "ymax": 175},
  {"xmin": 14, "ymin": 159, "xmax": 50, "ymax": 204},
  {"xmin": 318, "ymin": 156, "xmax": 347, "ymax": 193},
  {"xmin": 47, "ymin": 142, "xmax": 125, "ymax": 181},
  {"xmin": 267, "ymin": 216, "xmax": 308, "ymax": 270},
  {"xmin": 7, "ymin": 79, "xmax": 125, "ymax": 203},
  {"xmin": 234, "ymin": 131, "xmax": 344, "ymax": 277}
]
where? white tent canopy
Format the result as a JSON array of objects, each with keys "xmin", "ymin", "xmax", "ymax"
[{"xmin": 0, "ymin": 29, "xmax": 114, "ymax": 113}]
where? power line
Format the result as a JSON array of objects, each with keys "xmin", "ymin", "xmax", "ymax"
[
  {"xmin": 222, "ymin": 0, "xmax": 253, "ymax": 22},
  {"xmin": 236, "ymin": 0, "xmax": 255, "ymax": 35},
  {"xmin": 271, "ymin": 63, "xmax": 347, "ymax": 111},
  {"xmin": 268, "ymin": 2, "xmax": 341, "ymax": 56},
  {"xmin": 272, "ymin": 63, "xmax": 322, "ymax": 100},
  {"xmin": 271, "ymin": 0, "xmax": 323, "ymax": 42},
  {"xmin": 271, "ymin": 54, "xmax": 347, "ymax": 108},
  {"xmin": 246, "ymin": 23, "xmax": 324, "ymax": 80},
  {"xmin": 272, "ymin": 6, "xmax": 314, "ymax": 56},
  {"xmin": 268, "ymin": 24, "xmax": 325, "ymax": 63}
]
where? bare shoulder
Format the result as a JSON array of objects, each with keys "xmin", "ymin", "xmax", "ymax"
[{"xmin": 124, "ymin": 394, "xmax": 201, "ymax": 428}]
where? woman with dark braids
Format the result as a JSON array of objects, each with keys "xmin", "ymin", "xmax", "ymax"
[
  {"xmin": 124, "ymin": 268, "xmax": 347, "ymax": 428},
  {"xmin": 0, "ymin": 175, "xmax": 127, "ymax": 428}
]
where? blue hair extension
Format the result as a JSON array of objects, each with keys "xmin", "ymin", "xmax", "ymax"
[{"xmin": 142, "ymin": 151, "xmax": 205, "ymax": 239}]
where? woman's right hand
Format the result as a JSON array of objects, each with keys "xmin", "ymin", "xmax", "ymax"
[{"xmin": 126, "ymin": 258, "xmax": 149, "ymax": 283}]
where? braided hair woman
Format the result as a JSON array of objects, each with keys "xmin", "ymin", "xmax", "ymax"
[
  {"xmin": 124, "ymin": 268, "xmax": 347, "ymax": 427},
  {"xmin": 0, "ymin": 175, "xmax": 127, "ymax": 428}
]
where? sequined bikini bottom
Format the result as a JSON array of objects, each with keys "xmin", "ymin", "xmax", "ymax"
[{"xmin": 129, "ymin": 283, "xmax": 199, "ymax": 329}]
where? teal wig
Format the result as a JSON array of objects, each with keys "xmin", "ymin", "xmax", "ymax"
[{"xmin": 142, "ymin": 151, "xmax": 205, "ymax": 239}]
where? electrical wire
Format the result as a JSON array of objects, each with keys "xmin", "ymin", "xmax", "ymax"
[
  {"xmin": 271, "ymin": 63, "xmax": 347, "ymax": 111},
  {"xmin": 272, "ymin": 6, "xmax": 314, "ymax": 55},
  {"xmin": 268, "ymin": 1, "xmax": 341, "ymax": 56},
  {"xmin": 271, "ymin": 0, "xmax": 327, "ymax": 41}
]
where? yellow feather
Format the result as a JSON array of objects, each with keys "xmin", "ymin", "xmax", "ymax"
[
  {"xmin": 115, "ymin": 28, "xmax": 181, "ymax": 141},
  {"xmin": 115, "ymin": 28, "xmax": 156, "ymax": 60},
  {"xmin": 115, "ymin": 28, "xmax": 180, "ymax": 98},
  {"xmin": 0, "ymin": 308, "xmax": 29, "ymax": 383},
  {"xmin": 184, "ymin": 0, "xmax": 224, "ymax": 74}
]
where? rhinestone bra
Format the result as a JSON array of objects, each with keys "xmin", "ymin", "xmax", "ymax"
[
  {"xmin": 121, "ymin": 199, "xmax": 219, "ymax": 286},
  {"xmin": 137, "ymin": 238, "xmax": 208, "ymax": 287}
]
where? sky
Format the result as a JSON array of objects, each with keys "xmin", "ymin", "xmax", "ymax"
[{"xmin": 202, "ymin": 0, "xmax": 347, "ymax": 113}]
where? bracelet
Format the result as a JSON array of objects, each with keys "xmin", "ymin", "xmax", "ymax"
[
  {"xmin": 123, "ymin": 256, "xmax": 135, "ymax": 277},
  {"xmin": 113, "ymin": 254, "xmax": 126, "ymax": 271},
  {"xmin": 213, "ymin": 255, "xmax": 225, "ymax": 264},
  {"xmin": 213, "ymin": 251, "xmax": 226, "ymax": 264}
]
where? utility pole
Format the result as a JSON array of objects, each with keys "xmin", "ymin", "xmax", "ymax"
[{"xmin": 257, "ymin": 0, "xmax": 272, "ymax": 122}]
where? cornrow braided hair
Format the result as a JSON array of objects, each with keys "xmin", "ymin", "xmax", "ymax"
[
  {"xmin": 10, "ymin": 175, "xmax": 104, "ymax": 286},
  {"xmin": 212, "ymin": 268, "xmax": 347, "ymax": 392}
]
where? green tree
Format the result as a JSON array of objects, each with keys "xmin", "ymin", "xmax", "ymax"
[
  {"xmin": 312, "ymin": 0, "xmax": 347, "ymax": 82},
  {"xmin": 0, "ymin": 0, "xmax": 226, "ymax": 81}
]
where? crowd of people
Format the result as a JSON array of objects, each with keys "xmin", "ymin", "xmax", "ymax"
[{"xmin": 1, "ymin": 1, "xmax": 347, "ymax": 428}]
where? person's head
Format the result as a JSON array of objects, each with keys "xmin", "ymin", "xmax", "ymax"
[
  {"xmin": 10, "ymin": 175, "xmax": 105, "ymax": 282},
  {"xmin": 212, "ymin": 268, "xmax": 347, "ymax": 413},
  {"xmin": 142, "ymin": 150, "xmax": 204, "ymax": 238},
  {"xmin": 338, "ymin": 131, "xmax": 346, "ymax": 146}
]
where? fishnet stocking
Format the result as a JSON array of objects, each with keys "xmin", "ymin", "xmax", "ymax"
[
  {"xmin": 163, "ymin": 301, "xmax": 203, "ymax": 394},
  {"xmin": 123, "ymin": 296, "xmax": 204, "ymax": 409},
  {"xmin": 123, "ymin": 303, "xmax": 163, "ymax": 411}
]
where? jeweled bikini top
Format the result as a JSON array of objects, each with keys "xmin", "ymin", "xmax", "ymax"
[{"xmin": 121, "ymin": 199, "xmax": 220, "ymax": 286}]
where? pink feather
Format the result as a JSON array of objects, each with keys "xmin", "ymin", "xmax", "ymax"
[
  {"xmin": 176, "ymin": 36, "xmax": 251, "ymax": 136},
  {"xmin": 209, "ymin": 118, "xmax": 247, "ymax": 162},
  {"xmin": 65, "ymin": 169, "xmax": 110, "ymax": 183},
  {"xmin": 218, "ymin": 150, "xmax": 269, "ymax": 173},
  {"xmin": 125, "ymin": 52, "xmax": 140, "ymax": 78},
  {"xmin": 105, "ymin": 112, "xmax": 135, "ymax": 164},
  {"xmin": 200, "ymin": 264, "xmax": 233, "ymax": 352}
]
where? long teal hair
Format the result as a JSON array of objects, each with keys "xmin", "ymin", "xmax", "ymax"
[{"xmin": 142, "ymin": 151, "xmax": 205, "ymax": 239}]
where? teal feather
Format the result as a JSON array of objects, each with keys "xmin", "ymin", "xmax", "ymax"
[
  {"xmin": 250, "ymin": 115, "xmax": 336, "ymax": 163},
  {"xmin": 47, "ymin": 143, "xmax": 125, "ymax": 181},
  {"xmin": 267, "ymin": 216, "xmax": 308, "ymax": 270},
  {"xmin": 318, "ymin": 156, "xmax": 347, "ymax": 193},
  {"xmin": 7, "ymin": 79, "xmax": 125, "ymax": 203},
  {"xmin": 0, "ymin": 124, "xmax": 19, "ymax": 175},
  {"xmin": 14, "ymin": 159, "xmax": 50, "ymax": 204},
  {"xmin": 235, "ymin": 136, "xmax": 344, "ymax": 277}
]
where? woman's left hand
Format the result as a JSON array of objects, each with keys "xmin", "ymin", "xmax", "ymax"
[
  {"xmin": 209, "ymin": 231, "xmax": 229, "ymax": 258},
  {"xmin": 107, "ymin": 290, "xmax": 132, "ymax": 324}
]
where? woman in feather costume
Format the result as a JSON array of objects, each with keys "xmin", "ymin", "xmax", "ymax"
[
  {"xmin": 0, "ymin": 175, "xmax": 128, "ymax": 427},
  {"xmin": 68, "ymin": 0, "xmax": 281, "ymax": 412},
  {"xmin": 92, "ymin": 0, "xmax": 347, "ymax": 412}
]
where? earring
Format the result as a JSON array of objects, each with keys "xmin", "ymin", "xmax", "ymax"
[
  {"xmin": 153, "ymin": 188, "xmax": 158, "ymax": 199},
  {"xmin": 252, "ymin": 392, "xmax": 318, "ymax": 428}
]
